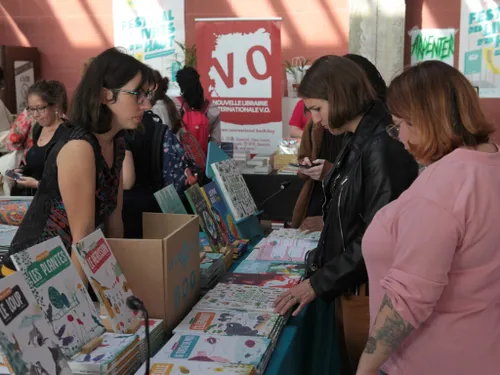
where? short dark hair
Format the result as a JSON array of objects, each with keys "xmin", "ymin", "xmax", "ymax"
[
  {"xmin": 343, "ymin": 54, "xmax": 387, "ymax": 102},
  {"xmin": 27, "ymin": 80, "xmax": 68, "ymax": 113},
  {"xmin": 176, "ymin": 66, "xmax": 205, "ymax": 110},
  {"xmin": 298, "ymin": 55, "xmax": 376, "ymax": 130},
  {"xmin": 69, "ymin": 47, "xmax": 155, "ymax": 134},
  {"xmin": 152, "ymin": 70, "xmax": 182, "ymax": 134}
]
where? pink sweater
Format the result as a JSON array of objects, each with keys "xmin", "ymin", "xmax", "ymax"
[{"xmin": 362, "ymin": 147, "xmax": 500, "ymax": 375}]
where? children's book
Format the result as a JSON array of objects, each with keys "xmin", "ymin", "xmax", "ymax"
[
  {"xmin": 185, "ymin": 184, "xmax": 225, "ymax": 252},
  {"xmin": 233, "ymin": 261, "xmax": 306, "ymax": 277},
  {"xmin": 219, "ymin": 273, "xmax": 301, "ymax": 289},
  {"xmin": 69, "ymin": 333, "xmax": 139, "ymax": 374},
  {"xmin": 73, "ymin": 229, "xmax": 139, "ymax": 334},
  {"xmin": 161, "ymin": 334, "xmax": 271, "ymax": 370},
  {"xmin": 269, "ymin": 228, "xmax": 321, "ymax": 242},
  {"xmin": 194, "ymin": 284, "xmax": 282, "ymax": 313},
  {"xmin": 202, "ymin": 181, "xmax": 239, "ymax": 245},
  {"xmin": 11, "ymin": 236, "xmax": 106, "ymax": 358},
  {"xmin": 0, "ymin": 272, "xmax": 72, "ymax": 375},
  {"xmin": 174, "ymin": 310, "xmax": 281, "ymax": 339},
  {"xmin": 136, "ymin": 359, "xmax": 256, "ymax": 375},
  {"xmin": 211, "ymin": 159, "xmax": 258, "ymax": 221},
  {"xmin": 254, "ymin": 238, "xmax": 314, "ymax": 263},
  {"xmin": 154, "ymin": 185, "xmax": 188, "ymax": 214}
]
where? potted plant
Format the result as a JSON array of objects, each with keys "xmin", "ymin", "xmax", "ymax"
[
  {"xmin": 175, "ymin": 41, "xmax": 197, "ymax": 68},
  {"xmin": 284, "ymin": 57, "xmax": 310, "ymax": 96}
]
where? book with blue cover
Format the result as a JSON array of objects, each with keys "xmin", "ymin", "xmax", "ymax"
[{"xmin": 233, "ymin": 261, "xmax": 306, "ymax": 277}]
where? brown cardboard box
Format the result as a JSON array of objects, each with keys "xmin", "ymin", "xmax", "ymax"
[{"xmin": 107, "ymin": 213, "xmax": 200, "ymax": 334}]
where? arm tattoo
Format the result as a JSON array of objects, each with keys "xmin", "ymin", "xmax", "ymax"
[{"xmin": 364, "ymin": 294, "xmax": 414, "ymax": 355}]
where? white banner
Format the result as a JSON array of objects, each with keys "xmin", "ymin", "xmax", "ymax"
[
  {"xmin": 409, "ymin": 28, "xmax": 455, "ymax": 66},
  {"xmin": 459, "ymin": 1, "xmax": 500, "ymax": 98},
  {"xmin": 112, "ymin": 0, "xmax": 185, "ymax": 92}
]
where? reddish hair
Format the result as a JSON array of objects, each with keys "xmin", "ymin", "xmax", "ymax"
[{"xmin": 387, "ymin": 61, "xmax": 495, "ymax": 162}]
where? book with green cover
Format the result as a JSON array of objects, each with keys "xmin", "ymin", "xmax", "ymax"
[{"xmin": 154, "ymin": 184, "xmax": 187, "ymax": 214}]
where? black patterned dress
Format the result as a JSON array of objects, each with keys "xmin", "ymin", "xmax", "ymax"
[{"xmin": 3, "ymin": 126, "xmax": 125, "ymax": 269}]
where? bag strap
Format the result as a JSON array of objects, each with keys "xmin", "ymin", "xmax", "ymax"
[{"xmin": 32, "ymin": 123, "xmax": 42, "ymax": 144}]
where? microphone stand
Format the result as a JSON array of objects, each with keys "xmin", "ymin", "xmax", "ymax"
[
  {"xmin": 126, "ymin": 296, "xmax": 150, "ymax": 375},
  {"xmin": 257, "ymin": 181, "xmax": 292, "ymax": 209}
]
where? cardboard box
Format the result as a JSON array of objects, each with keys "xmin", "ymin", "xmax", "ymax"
[{"xmin": 107, "ymin": 213, "xmax": 200, "ymax": 334}]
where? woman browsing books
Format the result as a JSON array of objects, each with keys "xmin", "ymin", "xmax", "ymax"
[
  {"xmin": 273, "ymin": 55, "xmax": 418, "ymax": 373},
  {"xmin": 0, "ymin": 48, "xmax": 155, "ymax": 284}
]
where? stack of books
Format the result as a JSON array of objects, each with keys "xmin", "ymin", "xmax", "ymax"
[
  {"xmin": 0, "ymin": 224, "xmax": 17, "ymax": 256},
  {"xmin": 174, "ymin": 309, "xmax": 286, "ymax": 346},
  {"xmin": 231, "ymin": 239, "xmax": 250, "ymax": 259},
  {"xmin": 136, "ymin": 358, "xmax": 256, "ymax": 375},
  {"xmin": 200, "ymin": 253, "xmax": 225, "ymax": 295},
  {"xmin": 193, "ymin": 284, "xmax": 283, "ymax": 313},
  {"xmin": 69, "ymin": 333, "xmax": 141, "ymax": 375},
  {"xmin": 153, "ymin": 334, "xmax": 272, "ymax": 375},
  {"xmin": 135, "ymin": 319, "xmax": 165, "ymax": 362}
]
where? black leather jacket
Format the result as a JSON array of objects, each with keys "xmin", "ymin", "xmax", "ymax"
[{"xmin": 307, "ymin": 101, "xmax": 419, "ymax": 302}]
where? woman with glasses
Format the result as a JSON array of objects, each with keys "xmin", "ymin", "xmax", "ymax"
[
  {"xmin": 273, "ymin": 55, "xmax": 418, "ymax": 373},
  {"xmin": 8, "ymin": 80, "xmax": 69, "ymax": 196},
  {"xmin": 357, "ymin": 61, "xmax": 500, "ymax": 375},
  {"xmin": 0, "ymin": 48, "xmax": 155, "ymax": 284}
]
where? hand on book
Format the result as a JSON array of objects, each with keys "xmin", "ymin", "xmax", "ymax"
[{"xmin": 273, "ymin": 279, "xmax": 316, "ymax": 317}]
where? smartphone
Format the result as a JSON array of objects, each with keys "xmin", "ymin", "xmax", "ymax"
[
  {"xmin": 5, "ymin": 170, "xmax": 23, "ymax": 180},
  {"xmin": 289, "ymin": 162, "xmax": 321, "ymax": 169}
]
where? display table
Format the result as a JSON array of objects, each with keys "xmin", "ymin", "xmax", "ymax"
[
  {"xmin": 230, "ymin": 248, "xmax": 341, "ymax": 375},
  {"xmin": 242, "ymin": 173, "xmax": 304, "ymax": 223}
]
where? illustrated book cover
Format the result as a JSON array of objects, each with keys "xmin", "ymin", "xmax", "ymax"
[
  {"xmin": 154, "ymin": 184, "xmax": 187, "ymax": 215},
  {"xmin": 11, "ymin": 236, "xmax": 106, "ymax": 357},
  {"xmin": 233, "ymin": 261, "xmax": 306, "ymax": 277},
  {"xmin": 73, "ymin": 229, "xmax": 139, "ymax": 333},
  {"xmin": 0, "ymin": 272, "xmax": 72, "ymax": 375},
  {"xmin": 219, "ymin": 272, "xmax": 301, "ymax": 289}
]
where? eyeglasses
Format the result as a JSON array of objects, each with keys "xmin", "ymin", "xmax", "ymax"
[
  {"xmin": 26, "ymin": 105, "xmax": 50, "ymax": 115},
  {"xmin": 113, "ymin": 89, "xmax": 153, "ymax": 104},
  {"xmin": 386, "ymin": 119, "xmax": 411, "ymax": 140}
]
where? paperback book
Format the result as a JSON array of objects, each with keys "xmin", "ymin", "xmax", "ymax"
[
  {"xmin": 136, "ymin": 359, "xmax": 256, "ymax": 375},
  {"xmin": 154, "ymin": 185, "xmax": 187, "ymax": 215},
  {"xmin": 254, "ymin": 238, "xmax": 314, "ymax": 263},
  {"xmin": 11, "ymin": 236, "xmax": 106, "ymax": 357},
  {"xmin": 233, "ymin": 261, "xmax": 306, "ymax": 277},
  {"xmin": 174, "ymin": 309, "xmax": 282, "ymax": 340},
  {"xmin": 0, "ymin": 272, "xmax": 72, "ymax": 375},
  {"xmin": 73, "ymin": 229, "xmax": 138, "ymax": 333},
  {"xmin": 69, "ymin": 333, "xmax": 140, "ymax": 375},
  {"xmin": 194, "ymin": 284, "xmax": 282, "ymax": 313},
  {"xmin": 202, "ymin": 181, "xmax": 239, "ymax": 245},
  {"xmin": 159, "ymin": 334, "xmax": 271, "ymax": 374},
  {"xmin": 219, "ymin": 272, "xmax": 301, "ymax": 289},
  {"xmin": 185, "ymin": 184, "xmax": 225, "ymax": 252},
  {"xmin": 211, "ymin": 159, "xmax": 258, "ymax": 221}
]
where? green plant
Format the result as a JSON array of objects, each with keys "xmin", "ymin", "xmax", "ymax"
[
  {"xmin": 175, "ymin": 41, "xmax": 197, "ymax": 68},
  {"xmin": 284, "ymin": 58, "xmax": 310, "ymax": 83}
]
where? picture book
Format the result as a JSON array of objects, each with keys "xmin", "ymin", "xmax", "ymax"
[
  {"xmin": 161, "ymin": 334, "xmax": 271, "ymax": 369},
  {"xmin": 194, "ymin": 284, "xmax": 282, "ymax": 313},
  {"xmin": 219, "ymin": 273, "xmax": 301, "ymax": 289},
  {"xmin": 69, "ymin": 333, "xmax": 139, "ymax": 373},
  {"xmin": 11, "ymin": 236, "xmax": 106, "ymax": 357},
  {"xmin": 202, "ymin": 181, "xmax": 239, "ymax": 245},
  {"xmin": 254, "ymin": 238, "xmax": 314, "ymax": 263},
  {"xmin": 269, "ymin": 228, "xmax": 321, "ymax": 242},
  {"xmin": 0, "ymin": 272, "xmax": 72, "ymax": 375},
  {"xmin": 233, "ymin": 261, "xmax": 306, "ymax": 277},
  {"xmin": 185, "ymin": 184, "xmax": 226, "ymax": 252},
  {"xmin": 154, "ymin": 184, "xmax": 187, "ymax": 215},
  {"xmin": 145, "ymin": 360, "xmax": 256, "ymax": 375},
  {"xmin": 73, "ymin": 229, "xmax": 138, "ymax": 334},
  {"xmin": 211, "ymin": 159, "xmax": 258, "ymax": 221},
  {"xmin": 174, "ymin": 310, "xmax": 281, "ymax": 339}
]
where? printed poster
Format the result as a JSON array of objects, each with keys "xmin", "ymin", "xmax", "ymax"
[
  {"xmin": 112, "ymin": 0, "xmax": 185, "ymax": 92},
  {"xmin": 14, "ymin": 61, "xmax": 34, "ymax": 115},
  {"xmin": 459, "ymin": 1, "xmax": 500, "ymax": 97},
  {"xmin": 196, "ymin": 18, "xmax": 283, "ymax": 154},
  {"xmin": 409, "ymin": 28, "xmax": 456, "ymax": 66}
]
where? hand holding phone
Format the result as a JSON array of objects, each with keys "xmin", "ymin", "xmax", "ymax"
[
  {"xmin": 5, "ymin": 170, "xmax": 23, "ymax": 180},
  {"xmin": 289, "ymin": 162, "xmax": 321, "ymax": 169}
]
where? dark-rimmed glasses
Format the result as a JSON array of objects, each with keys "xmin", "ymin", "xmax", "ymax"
[
  {"xmin": 113, "ymin": 89, "xmax": 153, "ymax": 104},
  {"xmin": 26, "ymin": 105, "xmax": 50, "ymax": 115}
]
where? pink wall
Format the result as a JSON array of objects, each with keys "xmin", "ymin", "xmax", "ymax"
[
  {"xmin": 1, "ymin": 0, "xmax": 499, "ymax": 138},
  {"xmin": 405, "ymin": 0, "xmax": 500, "ymax": 139}
]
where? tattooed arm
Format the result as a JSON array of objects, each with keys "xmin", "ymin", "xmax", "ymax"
[{"xmin": 355, "ymin": 294, "xmax": 414, "ymax": 375}]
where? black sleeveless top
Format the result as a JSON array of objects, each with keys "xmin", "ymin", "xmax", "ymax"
[{"xmin": 5, "ymin": 126, "xmax": 125, "ymax": 265}]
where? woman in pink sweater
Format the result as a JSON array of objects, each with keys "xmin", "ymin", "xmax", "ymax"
[{"xmin": 356, "ymin": 61, "xmax": 500, "ymax": 375}]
